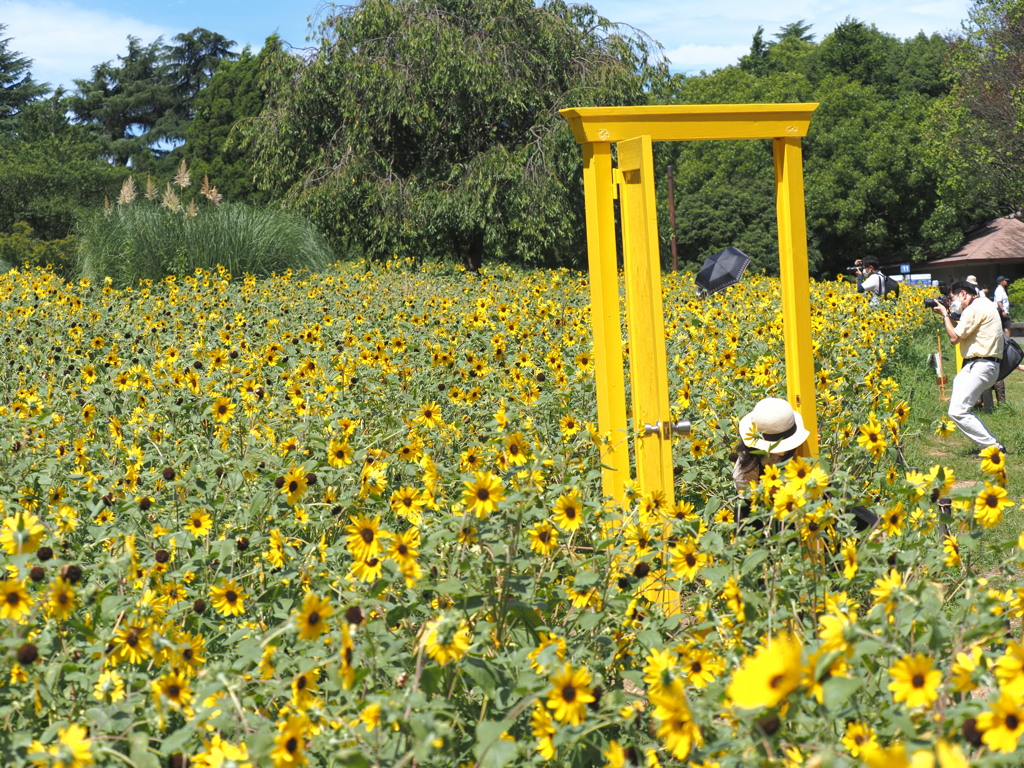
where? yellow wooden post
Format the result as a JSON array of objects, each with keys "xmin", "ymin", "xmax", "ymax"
[
  {"xmin": 773, "ymin": 137, "xmax": 819, "ymax": 456},
  {"xmin": 617, "ymin": 135, "xmax": 674, "ymax": 507},
  {"xmin": 580, "ymin": 143, "xmax": 628, "ymax": 503},
  {"xmin": 562, "ymin": 104, "xmax": 820, "ymax": 497}
]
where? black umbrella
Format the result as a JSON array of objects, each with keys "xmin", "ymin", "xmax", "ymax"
[{"xmin": 695, "ymin": 246, "xmax": 750, "ymax": 295}]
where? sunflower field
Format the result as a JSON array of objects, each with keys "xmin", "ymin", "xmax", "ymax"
[{"xmin": 1, "ymin": 261, "xmax": 1021, "ymax": 768}]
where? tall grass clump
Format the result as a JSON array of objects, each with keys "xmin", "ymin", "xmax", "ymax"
[{"xmin": 76, "ymin": 162, "xmax": 334, "ymax": 285}]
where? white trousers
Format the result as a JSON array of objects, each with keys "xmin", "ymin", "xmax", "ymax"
[{"xmin": 948, "ymin": 358, "xmax": 1001, "ymax": 448}]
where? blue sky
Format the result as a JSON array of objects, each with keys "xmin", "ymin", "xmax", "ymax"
[{"xmin": 1, "ymin": 0, "xmax": 971, "ymax": 93}]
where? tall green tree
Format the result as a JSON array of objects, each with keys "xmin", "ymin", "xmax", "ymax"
[
  {"xmin": 183, "ymin": 37, "xmax": 281, "ymax": 201},
  {"xmin": 929, "ymin": 0, "xmax": 1024, "ymax": 248},
  {"xmin": 0, "ymin": 34, "xmax": 124, "ymax": 241},
  {"xmin": 804, "ymin": 80, "xmax": 942, "ymax": 269},
  {"xmin": 163, "ymin": 28, "xmax": 238, "ymax": 141},
  {"xmin": 652, "ymin": 68, "xmax": 817, "ymax": 274},
  {"xmin": 68, "ymin": 31, "xmax": 238, "ymax": 169},
  {"xmin": 0, "ymin": 97, "xmax": 127, "ymax": 239},
  {"xmin": 739, "ymin": 20, "xmax": 817, "ymax": 76},
  {"xmin": 245, "ymin": 0, "xmax": 665, "ymax": 268},
  {"xmin": 0, "ymin": 24, "xmax": 47, "ymax": 134},
  {"xmin": 654, "ymin": 20, "xmax": 951, "ymax": 276},
  {"xmin": 809, "ymin": 18, "xmax": 898, "ymax": 89},
  {"xmin": 68, "ymin": 37, "xmax": 175, "ymax": 166},
  {"xmin": 167, "ymin": 28, "xmax": 238, "ymax": 107}
]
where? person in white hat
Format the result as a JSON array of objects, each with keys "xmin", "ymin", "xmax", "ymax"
[{"xmin": 733, "ymin": 397, "xmax": 810, "ymax": 494}]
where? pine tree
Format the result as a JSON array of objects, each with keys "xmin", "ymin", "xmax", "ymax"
[{"xmin": 0, "ymin": 24, "xmax": 47, "ymax": 133}]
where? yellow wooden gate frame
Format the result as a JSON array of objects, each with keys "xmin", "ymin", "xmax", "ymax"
[{"xmin": 560, "ymin": 103, "xmax": 820, "ymax": 506}]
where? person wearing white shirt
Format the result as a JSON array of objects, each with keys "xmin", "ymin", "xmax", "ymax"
[
  {"xmin": 932, "ymin": 280, "xmax": 1007, "ymax": 454},
  {"xmin": 857, "ymin": 257, "xmax": 884, "ymax": 305},
  {"xmin": 994, "ymin": 275, "xmax": 1010, "ymax": 317}
]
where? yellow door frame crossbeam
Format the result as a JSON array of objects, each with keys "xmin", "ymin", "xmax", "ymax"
[{"xmin": 561, "ymin": 104, "xmax": 820, "ymax": 506}]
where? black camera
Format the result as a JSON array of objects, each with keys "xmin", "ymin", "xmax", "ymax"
[{"xmin": 924, "ymin": 296, "xmax": 948, "ymax": 309}]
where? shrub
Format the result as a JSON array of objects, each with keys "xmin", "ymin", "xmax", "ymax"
[
  {"xmin": 1007, "ymin": 277, "xmax": 1024, "ymax": 320},
  {"xmin": 0, "ymin": 221, "xmax": 77, "ymax": 276},
  {"xmin": 75, "ymin": 167, "xmax": 335, "ymax": 285}
]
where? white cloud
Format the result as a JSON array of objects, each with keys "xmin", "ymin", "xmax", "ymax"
[
  {"xmin": 0, "ymin": 1, "xmax": 172, "ymax": 91},
  {"xmin": 663, "ymin": 43, "xmax": 750, "ymax": 74}
]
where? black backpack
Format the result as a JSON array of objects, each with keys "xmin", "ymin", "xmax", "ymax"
[
  {"xmin": 998, "ymin": 338, "xmax": 1023, "ymax": 382},
  {"xmin": 880, "ymin": 273, "xmax": 900, "ymax": 299}
]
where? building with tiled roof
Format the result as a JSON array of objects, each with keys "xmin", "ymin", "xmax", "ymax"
[{"xmin": 923, "ymin": 214, "xmax": 1024, "ymax": 290}]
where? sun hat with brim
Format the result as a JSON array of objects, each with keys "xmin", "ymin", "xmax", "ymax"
[{"xmin": 738, "ymin": 397, "xmax": 810, "ymax": 453}]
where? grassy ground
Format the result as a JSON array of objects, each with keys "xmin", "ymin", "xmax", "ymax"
[{"xmin": 895, "ymin": 333, "xmax": 1024, "ymax": 545}]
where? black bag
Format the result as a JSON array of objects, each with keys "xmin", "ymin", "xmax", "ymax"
[
  {"xmin": 998, "ymin": 337, "xmax": 1023, "ymax": 382},
  {"xmin": 881, "ymin": 274, "xmax": 900, "ymax": 299}
]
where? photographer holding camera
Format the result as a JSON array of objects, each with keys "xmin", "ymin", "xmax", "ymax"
[
  {"xmin": 931, "ymin": 280, "xmax": 1007, "ymax": 455},
  {"xmin": 855, "ymin": 257, "xmax": 884, "ymax": 304}
]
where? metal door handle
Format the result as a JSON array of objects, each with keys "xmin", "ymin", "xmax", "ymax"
[{"xmin": 642, "ymin": 420, "xmax": 692, "ymax": 438}]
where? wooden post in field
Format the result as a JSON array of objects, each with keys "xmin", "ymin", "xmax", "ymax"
[
  {"xmin": 937, "ymin": 330, "xmax": 947, "ymax": 400},
  {"xmin": 561, "ymin": 103, "xmax": 820, "ymax": 502}
]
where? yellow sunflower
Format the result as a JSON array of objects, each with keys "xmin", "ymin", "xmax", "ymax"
[
  {"xmin": 344, "ymin": 514, "xmax": 389, "ymax": 561},
  {"xmin": 110, "ymin": 620, "xmax": 153, "ymax": 665},
  {"xmin": 295, "ymin": 592, "xmax": 333, "ymax": 641},
  {"xmin": 887, "ymin": 653, "xmax": 941, "ymax": 709},
  {"xmin": 974, "ymin": 482, "xmax": 1014, "ymax": 529},
  {"xmin": 270, "ymin": 713, "xmax": 309, "ymax": 768},
  {"xmin": 281, "ymin": 465, "xmax": 308, "ymax": 507},
  {"xmin": 979, "ymin": 444, "xmax": 1007, "ymax": 475},
  {"xmin": 28, "ymin": 723, "xmax": 93, "ymax": 768},
  {"xmin": 0, "ymin": 511, "xmax": 45, "ymax": 555},
  {"xmin": 977, "ymin": 690, "xmax": 1024, "ymax": 753},
  {"xmin": 856, "ymin": 417, "xmax": 887, "ymax": 460},
  {"xmin": 413, "ymin": 401, "xmax": 443, "ymax": 429},
  {"xmin": 669, "ymin": 537, "xmax": 708, "ymax": 582},
  {"xmin": 726, "ymin": 632, "xmax": 803, "ymax": 710},
  {"xmin": 47, "ymin": 577, "xmax": 76, "ymax": 620},
  {"xmin": 552, "ymin": 489, "xmax": 584, "ymax": 531},
  {"xmin": 546, "ymin": 662, "xmax": 596, "ymax": 725},
  {"xmin": 462, "ymin": 472, "xmax": 504, "ymax": 518},
  {"xmin": 649, "ymin": 677, "xmax": 703, "ymax": 760},
  {"xmin": 841, "ymin": 721, "xmax": 878, "ymax": 758},
  {"xmin": 210, "ymin": 579, "xmax": 246, "ymax": 617},
  {"xmin": 422, "ymin": 614, "xmax": 472, "ymax": 666},
  {"xmin": 184, "ymin": 508, "xmax": 213, "ymax": 537},
  {"xmin": 0, "ymin": 579, "xmax": 33, "ymax": 622},
  {"xmin": 326, "ymin": 438, "xmax": 353, "ymax": 468},
  {"xmin": 211, "ymin": 395, "xmax": 235, "ymax": 423},
  {"xmin": 527, "ymin": 521, "xmax": 559, "ymax": 556}
]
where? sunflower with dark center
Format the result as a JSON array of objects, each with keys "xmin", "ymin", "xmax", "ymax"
[
  {"xmin": 210, "ymin": 579, "xmax": 246, "ymax": 617},
  {"xmin": 344, "ymin": 514, "xmax": 389, "ymax": 561},
  {"xmin": 295, "ymin": 593, "xmax": 333, "ymax": 641}
]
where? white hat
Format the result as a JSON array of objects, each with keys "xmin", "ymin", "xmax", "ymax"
[
  {"xmin": 966, "ymin": 275, "xmax": 978, "ymax": 285},
  {"xmin": 738, "ymin": 398, "xmax": 810, "ymax": 453}
]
